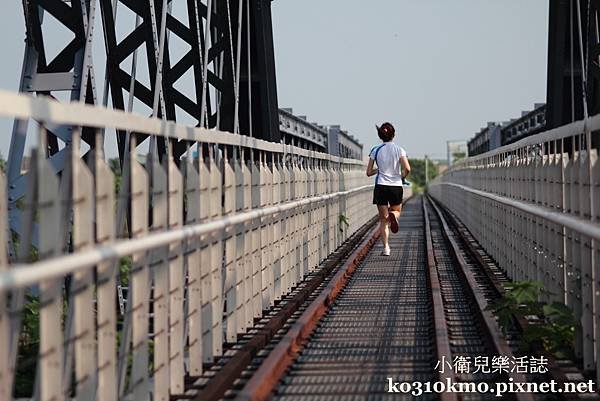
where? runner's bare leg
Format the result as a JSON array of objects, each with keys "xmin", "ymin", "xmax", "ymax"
[
  {"xmin": 377, "ymin": 205, "xmax": 390, "ymax": 248},
  {"xmin": 389, "ymin": 204, "xmax": 402, "ymax": 222}
]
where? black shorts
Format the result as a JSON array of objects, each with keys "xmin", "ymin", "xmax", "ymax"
[{"xmin": 372, "ymin": 184, "xmax": 403, "ymax": 205}]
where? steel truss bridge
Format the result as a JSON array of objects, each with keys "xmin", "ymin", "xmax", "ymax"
[{"xmin": 0, "ymin": 1, "xmax": 599, "ymax": 401}]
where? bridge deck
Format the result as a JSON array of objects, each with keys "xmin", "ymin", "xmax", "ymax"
[
  {"xmin": 229, "ymin": 196, "xmax": 593, "ymax": 401},
  {"xmin": 273, "ymin": 198, "xmax": 437, "ymax": 400}
]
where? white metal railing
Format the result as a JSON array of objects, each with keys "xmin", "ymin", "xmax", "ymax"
[
  {"xmin": 429, "ymin": 114, "xmax": 599, "ymax": 374},
  {"xmin": 0, "ymin": 90, "xmax": 376, "ymax": 401}
]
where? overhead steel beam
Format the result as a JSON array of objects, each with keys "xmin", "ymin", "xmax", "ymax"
[
  {"xmin": 99, "ymin": 0, "xmax": 281, "ymax": 163},
  {"xmin": 238, "ymin": 0, "xmax": 280, "ymax": 143},
  {"xmin": 546, "ymin": 0, "xmax": 600, "ymax": 130},
  {"xmin": 7, "ymin": 0, "xmax": 98, "ymax": 248},
  {"xmin": 8, "ymin": 0, "xmax": 281, "ymax": 247}
]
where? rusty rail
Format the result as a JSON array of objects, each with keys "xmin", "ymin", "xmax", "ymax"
[
  {"xmin": 233, "ymin": 225, "xmax": 380, "ymax": 401},
  {"xmin": 422, "ymin": 197, "xmax": 458, "ymax": 401},
  {"xmin": 190, "ymin": 216, "xmax": 380, "ymax": 401},
  {"xmin": 430, "ymin": 196, "xmax": 583, "ymax": 401},
  {"xmin": 427, "ymin": 195, "xmax": 535, "ymax": 401}
]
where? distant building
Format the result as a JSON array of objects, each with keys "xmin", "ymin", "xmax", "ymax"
[
  {"xmin": 278, "ymin": 108, "xmax": 363, "ymax": 160},
  {"xmin": 278, "ymin": 108, "xmax": 328, "ymax": 152},
  {"xmin": 467, "ymin": 123, "xmax": 502, "ymax": 156},
  {"xmin": 501, "ymin": 103, "xmax": 546, "ymax": 146},
  {"xmin": 447, "ymin": 140, "xmax": 468, "ymax": 166},
  {"xmin": 466, "ymin": 103, "xmax": 547, "ymax": 157},
  {"xmin": 327, "ymin": 125, "xmax": 363, "ymax": 160}
]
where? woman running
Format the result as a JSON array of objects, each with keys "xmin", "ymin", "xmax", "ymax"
[{"xmin": 366, "ymin": 122, "xmax": 411, "ymax": 256}]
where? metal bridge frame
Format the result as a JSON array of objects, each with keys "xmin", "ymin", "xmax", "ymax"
[
  {"xmin": 7, "ymin": 0, "xmax": 281, "ymax": 254},
  {"xmin": 0, "ymin": 89, "xmax": 375, "ymax": 401},
  {"xmin": 547, "ymin": 0, "xmax": 600, "ymax": 129}
]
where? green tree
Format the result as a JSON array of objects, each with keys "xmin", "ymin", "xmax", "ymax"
[
  {"xmin": 452, "ymin": 151, "xmax": 466, "ymax": 163},
  {"xmin": 15, "ymin": 295, "xmax": 40, "ymax": 397},
  {"xmin": 108, "ymin": 158, "xmax": 122, "ymax": 197},
  {"xmin": 407, "ymin": 158, "xmax": 438, "ymax": 193},
  {"xmin": 0, "ymin": 153, "xmax": 6, "ymax": 173}
]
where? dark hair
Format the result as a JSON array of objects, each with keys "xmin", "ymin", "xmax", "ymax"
[{"xmin": 377, "ymin": 122, "xmax": 395, "ymax": 142}]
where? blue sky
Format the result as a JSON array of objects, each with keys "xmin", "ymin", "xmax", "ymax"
[
  {"xmin": 271, "ymin": 0, "xmax": 549, "ymax": 159},
  {"xmin": 0, "ymin": 1, "xmax": 549, "ymax": 160}
]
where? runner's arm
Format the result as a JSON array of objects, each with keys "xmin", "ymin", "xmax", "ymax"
[
  {"xmin": 400, "ymin": 156, "xmax": 411, "ymax": 179},
  {"xmin": 366, "ymin": 158, "xmax": 377, "ymax": 177}
]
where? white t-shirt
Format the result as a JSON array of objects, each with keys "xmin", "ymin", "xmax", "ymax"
[{"xmin": 368, "ymin": 142, "xmax": 407, "ymax": 186}]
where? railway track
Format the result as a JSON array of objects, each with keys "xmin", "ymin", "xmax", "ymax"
[
  {"xmin": 190, "ymin": 195, "xmax": 596, "ymax": 401},
  {"xmin": 425, "ymin": 196, "xmax": 532, "ymax": 401}
]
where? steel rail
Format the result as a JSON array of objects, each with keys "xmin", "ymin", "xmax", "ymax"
[
  {"xmin": 436, "ymin": 182, "xmax": 600, "ymax": 242},
  {"xmin": 432, "ymin": 197, "xmax": 581, "ymax": 401},
  {"xmin": 0, "ymin": 185, "xmax": 372, "ymax": 290},
  {"xmin": 0, "ymin": 89, "xmax": 363, "ymax": 166},
  {"xmin": 422, "ymin": 197, "xmax": 458, "ymax": 401},
  {"xmin": 190, "ymin": 215, "xmax": 380, "ymax": 401},
  {"xmin": 239, "ymin": 195, "xmax": 513, "ymax": 401},
  {"xmin": 426, "ymin": 195, "xmax": 535, "ymax": 401},
  {"xmin": 230, "ymin": 195, "xmax": 548, "ymax": 400},
  {"xmin": 233, "ymin": 225, "xmax": 381, "ymax": 401}
]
